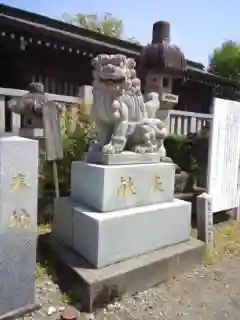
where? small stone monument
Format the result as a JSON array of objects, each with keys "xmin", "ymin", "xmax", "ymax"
[
  {"xmin": 0, "ymin": 136, "xmax": 39, "ymax": 318},
  {"xmin": 52, "ymin": 53, "xmax": 204, "ymax": 311},
  {"xmin": 197, "ymin": 192, "xmax": 214, "ymax": 253}
]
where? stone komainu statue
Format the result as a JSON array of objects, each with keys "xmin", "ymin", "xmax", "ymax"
[{"xmin": 89, "ymin": 54, "xmax": 167, "ymax": 156}]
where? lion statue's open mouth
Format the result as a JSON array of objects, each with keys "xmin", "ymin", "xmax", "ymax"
[
  {"xmin": 98, "ymin": 77, "xmax": 126, "ymax": 84},
  {"xmin": 92, "ymin": 54, "xmax": 130, "ymax": 88}
]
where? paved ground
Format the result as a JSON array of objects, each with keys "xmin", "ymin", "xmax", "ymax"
[{"xmin": 18, "ymin": 256, "xmax": 240, "ymax": 320}]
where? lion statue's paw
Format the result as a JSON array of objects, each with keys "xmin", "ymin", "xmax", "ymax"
[
  {"xmin": 103, "ymin": 143, "xmax": 115, "ymax": 154},
  {"xmin": 103, "ymin": 143, "xmax": 125, "ymax": 154},
  {"xmin": 133, "ymin": 144, "xmax": 158, "ymax": 154},
  {"xmin": 103, "ymin": 142, "xmax": 126, "ymax": 154},
  {"xmin": 133, "ymin": 145, "xmax": 147, "ymax": 154}
]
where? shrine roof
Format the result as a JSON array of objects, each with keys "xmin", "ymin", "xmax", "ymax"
[
  {"xmin": 185, "ymin": 66, "xmax": 240, "ymax": 89},
  {"xmin": 1, "ymin": 4, "xmax": 239, "ymax": 89},
  {"xmin": 0, "ymin": 3, "xmax": 141, "ymax": 56}
]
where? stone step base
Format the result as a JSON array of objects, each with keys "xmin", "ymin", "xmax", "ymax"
[
  {"xmin": 53, "ymin": 197, "xmax": 192, "ymax": 268},
  {"xmin": 0, "ymin": 303, "xmax": 39, "ymax": 320},
  {"xmin": 41, "ymin": 235, "xmax": 204, "ymax": 313}
]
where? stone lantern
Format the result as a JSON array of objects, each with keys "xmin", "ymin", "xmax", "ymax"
[
  {"xmin": 9, "ymin": 82, "xmax": 63, "ymax": 199},
  {"xmin": 139, "ymin": 21, "xmax": 186, "ymax": 124}
]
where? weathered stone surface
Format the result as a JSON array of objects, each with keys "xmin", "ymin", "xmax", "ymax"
[
  {"xmin": 10, "ymin": 83, "xmax": 63, "ymax": 162},
  {"xmin": 71, "ymin": 161, "xmax": 175, "ymax": 212},
  {"xmin": 52, "ymin": 197, "xmax": 74, "ymax": 248},
  {"xmin": 197, "ymin": 192, "xmax": 213, "ymax": 246},
  {"xmin": 42, "ymin": 235, "xmax": 204, "ymax": 313},
  {"xmin": 0, "ymin": 136, "xmax": 39, "ymax": 318},
  {"xmin": 53, "ymin": 197, "xmax": 191, "ymax": 268},
  {"xmin": 18, "ymin": 237, "xmax": 240, "ymax": 319},
  {"xmin": 174, "ymin": 171, "xmax": 191, "ymax": 193},
  {"xmin": 86, "ymin": 151, "xmax": 161, "ymax": 165},
  {"xmin": 19, "ymin": 128, "xmax": 44, "ymax": 139}
]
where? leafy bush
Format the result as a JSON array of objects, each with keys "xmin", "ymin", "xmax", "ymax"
[
  {"xmin": 164, "ymin": 134, "xmax": 187, "ymax": 165},
  {"xmin": 164, "ymin": 134, "xmax": 199, "ymax": 178},
  {"xmin": 41, "ymin": 103, "xmax": 95, "ymax": 196}
]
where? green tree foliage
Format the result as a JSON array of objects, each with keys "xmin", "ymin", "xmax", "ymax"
[
  {"xmin": 62, "ymin": 12, "xmax": 140, "ymax": 44},
  {"xmin": 209, "ymin": 41, "xmax": 240, "ymax": 80}
]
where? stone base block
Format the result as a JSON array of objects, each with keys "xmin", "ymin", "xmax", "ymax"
[
  {"xmin": 71, "ymin": 161, "xmax": 175, "ymax": 212},
  {"xmin": 42, "ymin": 234, "xmax": 204, "ymax": 313},
  {"xmin": 0, "ymin": 303, "xmax": 39, "ymax": 320},
  {"xmin": 52, "ymin": 197, "xmax": 75, "ymax": 248},
  {"xmin": 0, "ymin": 232, "xmax": 38, "ymax": 318},
  {"xmin": 19, "ymin": 128, "xmax": 44, "ymax": 139},
  {"xmin": 86, "ymin": 150, "xmax": 161, "ymax": 165},
  {"xmin": 0, "ymin": 137, "xmax": 38, "ymax": 318},
  {"xmin": 53, "ymin": 197, "xmax": 191, "ymax": 268}
]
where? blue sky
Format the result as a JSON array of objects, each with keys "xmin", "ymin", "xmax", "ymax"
[{"xmin": 3, "ymin": 0, "xmax": 239, "ymax": 66}]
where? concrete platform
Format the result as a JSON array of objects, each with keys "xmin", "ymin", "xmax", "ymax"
[
  {"xmin": 53, "ymin": 197, "xmax": 192, "ymax": 268},
  {"xmin": 70, "ymin": 161, "xmax": 175, "ymax": 212},
  {"xmin": 41, "ymin": 235, "xmax": 204, "ymax": 313}
]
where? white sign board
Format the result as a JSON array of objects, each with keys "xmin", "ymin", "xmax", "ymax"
[{"xmin": 208, "ymin": 98, "xmax": 240, "ymax": 212}]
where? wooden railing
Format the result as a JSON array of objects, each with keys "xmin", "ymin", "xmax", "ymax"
[
  {"xmin": 0, "ymin": 86, "xmax": 213, "ymax": 136},
  {"xmin": 0, "ymin": 87, "xmax": 80, "ymax": 135},
  {"xmin": 168, "ymin": 110, "xmax": 213, "ymax": 135}
]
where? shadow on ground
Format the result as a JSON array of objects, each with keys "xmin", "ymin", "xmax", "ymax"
[
  {"xmin": 37, "ymin": 234, "xmax": 79, "ymax": 308},
  {"xmin": 36, "ymin": 208, "xmax": 235, "ymax": 314}
]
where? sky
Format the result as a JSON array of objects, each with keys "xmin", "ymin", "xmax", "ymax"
[{"xmin": 2, "ymin": 0, "xmax": 240, "ymax": 66}]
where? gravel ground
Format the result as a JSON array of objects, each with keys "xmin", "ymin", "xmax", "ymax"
[{"xmin": 17, "ymin": 256, "xmax": 240, "ymax": 320}]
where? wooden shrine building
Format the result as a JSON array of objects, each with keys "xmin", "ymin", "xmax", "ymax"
[{"xmin": 1, "ymin": 3, "xmax": 240, "ymax": 114}]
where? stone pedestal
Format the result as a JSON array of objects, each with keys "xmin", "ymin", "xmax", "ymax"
[
  {"xmin": 54, "ymin": 197, "xmax": 191, "ymax": 268},
  {"xmin": 71, "ymin": 161, "xmax": 175, "ymax": 212},
  {"xmin": 53, "ymin": 160, "xmax": 193, "ymax": 269},
  {"xmin": 19, "ymin": 128, "xmax": 44, "ymax": 139},
  {"xmin": 0, "ymin": 137, "xmax": 39, "ymax": 318},
  {"xmin": 86, "ymin": 150, "xmax": 162, "ymax": 165},
  {"xmin": 52, "ymin": 156, "xmax": 204, "ymax": 312}
]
